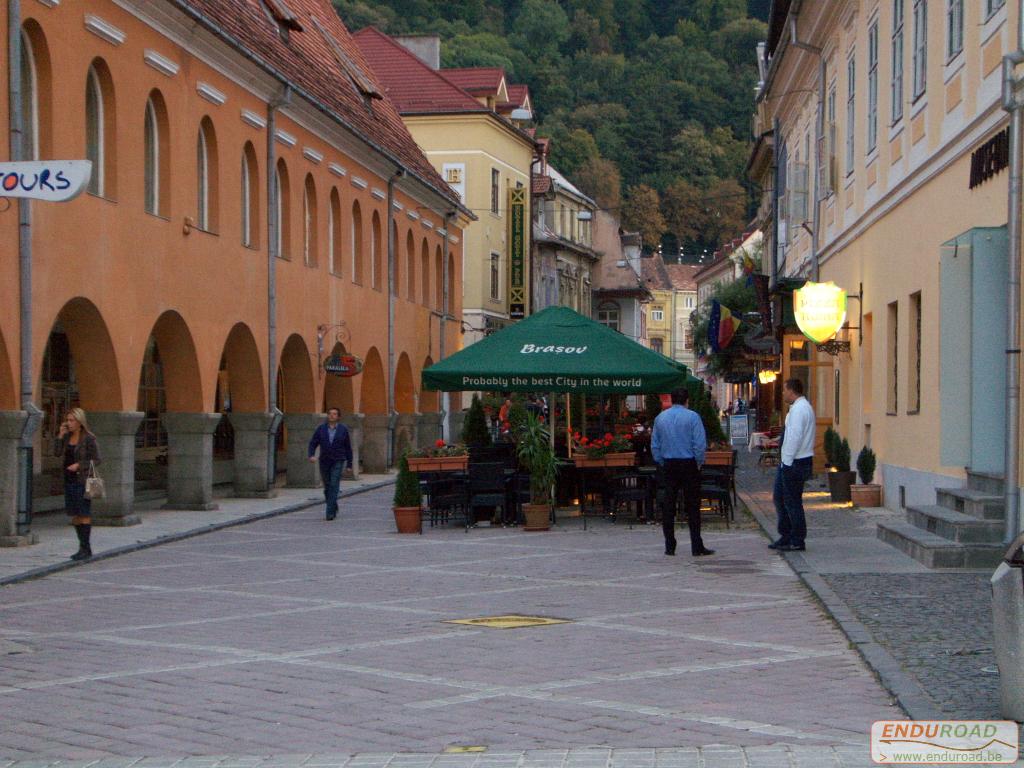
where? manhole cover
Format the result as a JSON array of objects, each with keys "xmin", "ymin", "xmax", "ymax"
[{"xmin": 445, "ymin": 614, "xmax": 571, "ymax": 629}]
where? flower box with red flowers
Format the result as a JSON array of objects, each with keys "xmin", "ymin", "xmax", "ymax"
[
  {"xmin": 571, "ymin": 432, "xmax": 637, "ymax": 468},
  {"xmin": 406, "ymin": 440, "xmax": 469, "ymax": 472}
]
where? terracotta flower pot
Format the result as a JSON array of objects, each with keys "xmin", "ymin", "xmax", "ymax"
[
  {"xmin": 406, "ymin": 455, "xmax": 469, "ymax": 472},
  {"xmin": 828, "ymin": 471, "xmax": 857, "ymax": 503},
  {"xmin": 523, "ymin": 503, "xmax": 551, "ymax": 531},
  {"xmin": 850, "ymin": 483, "xmax": 882, "ymax": 508},
  {"xmin": 573, "ymin": 452, "xmax": 636, "ymax": 468},
  {"xmin": 393, "ymin": 506, "xmax": 422, "ymax": 534}
]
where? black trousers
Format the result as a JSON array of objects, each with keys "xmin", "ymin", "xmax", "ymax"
[{"xmin": 661, "ymin": 458, "xmax": 705, "ymax": 554}]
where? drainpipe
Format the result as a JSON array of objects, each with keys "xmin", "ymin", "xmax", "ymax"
[
  {"xmin": 1002, "ymin": 6, "xmax": 1024, "ymax": 542},
  {"xmin": 266, "ymin": 86, "xmax": 291, "ymax": 485},
  {"xmin": 441, "ymin": 211, "xmax": 453, "ymax": 440},
  {"xmin": 789, "ymin": 15, "xmax": 825, "ymax": 282},
  {"xmin": 386, "ymin": 168, "xmax": 403, "ymax": 468}
]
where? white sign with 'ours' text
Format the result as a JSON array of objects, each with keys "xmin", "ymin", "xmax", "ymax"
[{"xmin": 0, "ymin": 160, "xmax": 92, "ymax": 202}]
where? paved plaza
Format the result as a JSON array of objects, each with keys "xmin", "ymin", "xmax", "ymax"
[{"xmin": 0, "ymin": 486, "xmax": 906, "ymax": 766}]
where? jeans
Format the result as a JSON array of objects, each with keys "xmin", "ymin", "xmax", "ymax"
[
  {"xmin": 661, "ymin": 458, "xmax": 705, "ymax": 554},
  {"xmin": 320, "ymin": 460, "xmax": 345, "ymax": 519},
  {"xmin": 773, "ymin": 457, "xmax": 813, "ymax": 546},
  {"xmin": 64, "ymin": 479, "xmax": 91, "ymax": 518}
]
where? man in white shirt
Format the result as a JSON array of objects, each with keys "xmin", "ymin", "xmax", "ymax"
[{"xmin": 771, "ymin": 378, "xmax": 816, "ymax": 551}]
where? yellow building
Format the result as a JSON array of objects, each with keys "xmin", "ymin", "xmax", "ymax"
[
  {"xmin": 753, "ymin": 0, "xmax": 1018, "ymax": 564},
  {"xmin": 354, "ymin": 31, "xmax": 537, "ymax": 344},
  {"xmin": 641, "ymin": 256, "xmax": 675, "ymax": 359}
]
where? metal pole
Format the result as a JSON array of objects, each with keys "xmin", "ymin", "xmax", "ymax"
[
  {"xmin": 811, "ymin": 54, "xmax": 825, "ymax": 282},
  {"xmin": 1003, "ymin": 5, "xmax": 1024, "ymax": 541},
  {"xmin": 386, "ymin": 169, "xmax": 402, "ymax": 467},
  {"xmin": 441, "ymin": 212, "xmax": 451, "ymax": 440}
]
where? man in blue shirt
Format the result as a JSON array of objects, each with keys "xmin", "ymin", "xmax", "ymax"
[
  {"xmin": 308, "ymin": 407, "xmax": 353, "ymax": 521},
  {"xmin": 652, "ymin": 387, "xmax": 714, "ymax": 557}
]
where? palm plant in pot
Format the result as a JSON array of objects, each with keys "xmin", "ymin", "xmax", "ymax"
[
  {"xmin": 827, "ymin": 437, "xmax": 857, "ymax": 503},
  {"xmin": 850, "ymin": 446, "xmax": 882, "ymax": 507},
  {"xmin": 516, "ymin": 413, "xmax": 558, "ymax": 531},
  {"xmin": 393, "ymin": 454, "xmax": 423, "ymax": 534}
]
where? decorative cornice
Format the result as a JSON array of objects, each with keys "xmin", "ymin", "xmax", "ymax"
[
  {"xmin": 351, "ymin": 176, "xmax": 368, "ymax": 190},
  {"xmin": 371, "ymin": 187, "xmax": 386, "ymax": 201},
  {"xmin": 303, "ymin": 147, "xmax": 324, "ymax": 164},
  {"xmin": 449, "ymin": 235, "xmax": 460, "ymax": 245},
  {"xmin": 407, "ymin": 211, "xmax": 421, "ymax": 221},
  {"xmin": 196, "ymin": 82, "xmax": 227, "ymax": 106},
  {"xmin": 275, "ymin": 129, "xmax": 297, "ymax": 147},
  {"xmin": 392, "ymin": 201, "xmax": 404, "ymax": 211},
  {"xmin": 241, "ymin": 109, "xmax": 266, "ymax": 130},
  {"xmin": 84, "ymin": 14, "xmax": 126, "ymax": 46},
  {"xmin": 35, "ymin": 0, "xmax": 59, "ymax": 7},
  {"xmin": 143, "ymin": 49, "xmax": 179, "ymax": 77},
  {"xmin": 328, "ymin": 163, "xmax": 347, "ymax": 177},
  {"xmin": 421, "ymin": 219, "xmax": 434, "ymax": 230}
]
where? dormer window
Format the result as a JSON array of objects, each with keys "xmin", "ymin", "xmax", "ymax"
[
  {"xmin": 312, "ymin": 16, "xmax": 382, "ymax": 106},
  {"xmin": 258, "ymin": 0, "xmax": 302, "ymax": 40}
]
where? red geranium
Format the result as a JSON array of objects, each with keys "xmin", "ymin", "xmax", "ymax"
[{"xmin": 435, "ymin": 439, "xmax": 445, "ymax": 448}]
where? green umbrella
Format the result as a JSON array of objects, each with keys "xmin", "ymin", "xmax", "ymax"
[{"xmin": 422, "ymin": 306, "xmax": 690, "ymax": 394}]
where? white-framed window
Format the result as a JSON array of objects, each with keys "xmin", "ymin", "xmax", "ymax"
[
  {"xmin": 946, "ymin": 0, "xmax": 963, "ymax": 59},
  {"xmin": 196, "ymin": 127, "xmax": 209, "ymax": 229},
  {"xmin": 652, "ymin": 307, "xmax": 664, "ymax": 322},
  {"xmin": 846, "ymin": 53, "xmax": 856, "ymax": 174},
  {"xmin": 85, "ymin": 65, "xmax": 104, "ymax": 195},
  {"xmin": 892, "ymin": 0, "xmax": 905, "ymax": 122},
  {"xmin": 912, "ymin": 0, "xmax": 927, "ymax": 99},
  {"xmin": 650, "ymin": 337, "xmax": 663, "ymax": 355},
  {"xmin": 597, "ymin": 301, "xmax": 620, "ymax": 331},
  {"xmin": 490, "ymin": 168, "xmax": 499, "ymax": 214},
  {"xmin": 988, "ymin": 0, "xmax": 1006, "ymax": 18},
  {"xmin": 144, "ymin": 98, "xmax": 159, "ymax": 215},
  {"xmin": 490, "ymin": 252, "xmax": 500, "ymax": 300},
  {"xmin": 20, "ymin": 31, "xmax": 38, "ymax": 161},
  {"xmin": 685, "ymin": 296, "xmax": 695, "ymax": 309},
  {"xmin": 868, "ymin": 21, "xmax": 879, "ymax": 153}
]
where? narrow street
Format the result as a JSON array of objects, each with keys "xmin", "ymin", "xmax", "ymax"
[{"xmin": 1, "ymin": 488, "xmax": 898, "ymax": 765}]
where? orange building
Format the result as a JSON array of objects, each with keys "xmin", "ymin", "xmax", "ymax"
[{"xmin": 0, "ymin": 0, "xmax": 470, "ymax": 542}]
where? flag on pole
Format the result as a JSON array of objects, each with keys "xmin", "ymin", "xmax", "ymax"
[{"xmin": 708, "ymin": 299, "xmax": 742, "ymax": 352}]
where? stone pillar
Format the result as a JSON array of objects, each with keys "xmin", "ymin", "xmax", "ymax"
[
  {"xmin": 227, "ymin": 412, "xmax": 278, "ymax": 498},
  {"xmin": 88, "ymin": 411, "xmax": 145, "ymax": 526},
  {"xmin": 0, "ymin": 411, "xmax": 34, "ymax": 546},
  {"xmin": 340, "ymin": 413, "xmax": 364, "ymax": 479},
  {"xmin": 449, "ymin": 410, "xmax": 467, "ymax": 445},
  {"xmin": 162, "ymin": 412, "xmax": 221, "ymax": 510},
  {"xmin": 394, "ymin": 413, "xmax": 419, "ymax": 460},
  {"xmin": 417, "ymin": 412, "xmax": 444, "ymax": 449},
  {"xmin": 284, "ymin": 413, "xmax": 323, "ymax": 488},
  {"xmin": 362, "ymin": 414, "xmax": 390, "ymax": 474}
]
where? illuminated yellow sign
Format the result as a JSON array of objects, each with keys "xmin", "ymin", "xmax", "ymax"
[
  {"xmin": 793, "ymin": 281, "xmax": 847, "ymax": 344},
  {"xmin": 758, "ymin": 370, "xmax": 778, "ymax": 384}
]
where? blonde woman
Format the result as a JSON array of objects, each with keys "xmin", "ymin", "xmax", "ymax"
[{"xmin": 55, "ymin": 408, "xmax": 101, "ymax": 560}]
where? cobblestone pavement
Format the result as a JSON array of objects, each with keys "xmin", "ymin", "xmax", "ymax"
[{"xmin": 0, "ymin": 486, "xmax": 903, "ymax": 764}]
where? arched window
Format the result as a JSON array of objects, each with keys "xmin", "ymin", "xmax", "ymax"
[
  {"xmin": 406, "ymin": 230, "xmax": 416, "ymax": 301},
  {"xmin": 303, "ymin": 174, "xmax": 318, "ymax": 267},
  {"xmin": 421, "ymin": 238, "xmax": 430, "ymax": 307},
  {"xmin": 329, "ymin": 188, "xmax": 342, "ymax": 275},
  {"xmin": 86, "ymin": 60, "xmax": 116, "ymax": 197},
  {"xmin": 20, "ymin": 23, "xmax": 51, "ymax": 160},
  {"xmin": 371, "ymin": 211, "xmax": 382, "ymax": 290},
  {"xmin": 391, "ymin": 221, "xmax": 399, "ymax": 296},
  {"xmin": 435, "ymin": 245, "xmax": 443, "ymax": 311},
  {"xmin": 143, "ymin": 90, "xmax": 169, "ymax": 216},
  {"xmin": 274, "ymin": 158, "xmax": 290, "ymax": 258},
  {"xmin": 241, "ymin": 142, "xmax": 259, "ymax": 247},
  {"xmin": 196, "ymin": 117, "xmax": 218, "ymax": 231},
  {"xmin": 597, "ymin": 301, "xmax": 620, "ymax": 332},
  {"xmin": 351, "ymin": 200, "xmax": 363, "ymax": 284},
  {"xmin": 448, "ymin": 251, "xmax": 456, "ymax": 316}
]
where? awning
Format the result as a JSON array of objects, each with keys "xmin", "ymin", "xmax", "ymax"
[{"xmin": 422, "ymin": 305, "xmax": 692, "ymax": 394}]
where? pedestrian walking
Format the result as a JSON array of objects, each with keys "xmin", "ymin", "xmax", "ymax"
[
  {"xmin": 652, "ymin": 387, "xmax": 714, "ymax": 557},
  {"xmin": 56, "ymin": 408, "xmax": 101, "ymax": 561},
  {"xmin": 770, "ymin": 378, "xmax": 816, "ymax": 551},
  {"xmin": 308, "ymin": 407, "xmax": 353, "ymax": 521}
]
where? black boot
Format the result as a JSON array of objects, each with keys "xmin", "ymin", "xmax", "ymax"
[{"xmin": 70, "ymin": 525, "xmax": 92, "ymax": 561}]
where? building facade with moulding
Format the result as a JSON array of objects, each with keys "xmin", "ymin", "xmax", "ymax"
[
  {"xmin": 753, "ymin": 0, "xmax": 1015, "ymax": 517},
  {"xmin": 353, "ymin": 30, "xmax": 537, "ymax": 347},
  {"xmin": 0, "ymin": 0, "xmax": 470, "ymax": 543}
]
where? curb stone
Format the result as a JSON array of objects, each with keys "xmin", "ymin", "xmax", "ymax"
[
  {"xmin": 0, "ymin": 479, "xmax": 395, "ymax": 588},
  {"xmin": 737, "ymin": 485, "xmax": 944, "ymax": 721}
]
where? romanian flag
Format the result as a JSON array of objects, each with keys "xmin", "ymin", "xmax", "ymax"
[{"xmin": 708, "ymin": 299, "xmax": 742, "ymax": 352}]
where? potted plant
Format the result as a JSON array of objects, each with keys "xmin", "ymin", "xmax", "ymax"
[
  {"xmin": 406, "ymin": 439, "xmax": 469, "ymax": 472},
  {"xmin": 823, "ymin": 427, "xmax": 839, "ymax": 469},
  {"xmin": 516, "ymin": 413, "xmax": 558, "ymax": 531},
  {"xmin": 827, "ymin": 437, "xmax": 857, "ymax": 503},
  {"xmin": 462, "ymin": 395, "xmax": 492, "ymax": 448},
  {"xmin": 572, "ymin": 431, "xmax": 636, "ymax": 467},
  {"xmin": 851, "ymin": 446, "xmax": 882, "ymax": 507},
  {"xmin": 393, "ymin": 454, "xmax": 423, "ymax": 534}
]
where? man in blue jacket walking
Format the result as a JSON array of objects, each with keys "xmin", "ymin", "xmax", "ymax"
[{"xmin": 308, "ymin": 407, "xmax": 353, "ymax": 521}]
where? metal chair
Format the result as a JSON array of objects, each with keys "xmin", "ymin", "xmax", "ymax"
[
  {"xmin": 605, "ymin": 471, "xmax": 649, "ymax": 528},
  {"xmin": 467, "ymin": 461, "xmax": 509, "ymax": 525}
]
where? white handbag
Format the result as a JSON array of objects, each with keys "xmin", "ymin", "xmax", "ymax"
[{"xmin": 85, "ymin": 460, "xmax": 105, "ymax": 500}]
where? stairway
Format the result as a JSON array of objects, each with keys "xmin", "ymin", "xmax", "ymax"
[{"xmin": 876, "ymin": 470, "xmax": 1008, "ymax": 568}]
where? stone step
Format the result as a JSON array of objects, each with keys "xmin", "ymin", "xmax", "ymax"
[
  {"xmin": 905, "ymin": 505, "xmax": 1005, "ymax": 544},
  {"xmin": 935, "ymin": 488, "xmax": 1005, "ymax": 520},
  {"xmin": 967, "ymin": 470, "xmax": 1005, "ymax": 496},
  {"xmin": 877, "ymin": 519, "xmax": 1005, "ymax": 569}
]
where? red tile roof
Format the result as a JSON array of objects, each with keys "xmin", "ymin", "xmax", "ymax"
[
  {"xmin": 664, "ymin": 263, "xmax": 701, "ymax": 291},
  {"xmin": 352, "ymin": 28, "xmax": 489, "ymax": 114},
  {"xmin": 444, "ymin": 67, "xmax": 506, "ymax": 95},
  {"xmin": 172, "ymin": 0, "xmax": 460, "ymax": 208},
  {"xmin": 506, "ymin": 84, "xmax": 530, "ymax": 106}
]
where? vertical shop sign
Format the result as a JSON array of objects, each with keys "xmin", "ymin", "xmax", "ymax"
[{"xmin": 509, "ymin": 187, "xmax": 526, "ymax": 319}]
